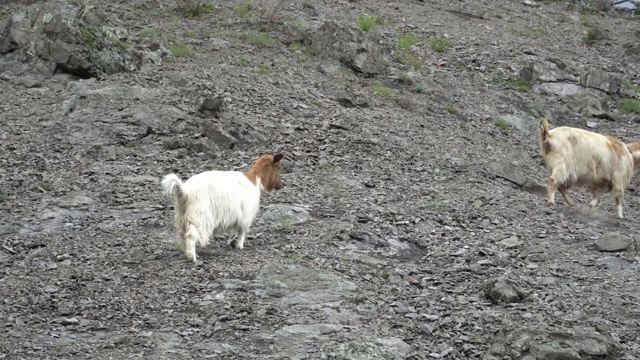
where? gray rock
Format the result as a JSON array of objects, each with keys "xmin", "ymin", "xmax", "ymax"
[
  {"xmin": 201, "ymin": 122, "xmax": 238, "ymax": 149},
  {"xmin": 483, "ymin": 277, "xmax": 527, "ymax": 304},
  {"xmin": 521, "ymin": 60, "xmax": 620, "ymax": 96},
  {"xmin": 306, "ymin": 21, "xmax": 391, "ymax": 76},
  {"xmin": 497, "ymin": 235, "xmax": 523, "ymax": 248},
  {"xmin": 594, "ymin": 232, "xmax": 631, "ymax": 252},
  {"xmin": 533, "ymin": 83, "xmax": 584, "ymax": 97},
  {"xmin": 198, "ymin": 96, "xmax": 227, "ymax": 117},
  {"xmin": 563, "ymin": 91, "xmax": 618, "ymax": 121},
  {"xmin": 487, "ymin": 161, "xmax": 546, "ymax": 195},
  {"xmin": 254, "ymin": 262, "xmax": 357, "ymax": 306},
  {"xmin": 322, "ymin": 340, "xmax": 409, "ymax": 360},
  {"xmin": 52, "ymin": 195, "xmax": 94, "ymax": 208},
  {"xmin": 1, "ymin": 4, "xmax": 171, "ymax": 77},
  {"xmin": 520, "ymin": 60, "xmax": 580, "ymax": 84},
  {"xmin": 487, "ymin": 326, "xmax": 616, "ymax": 359},
  {"xmin": 261, "ymin": 204, "xmax": 312, "ymax": 225}
]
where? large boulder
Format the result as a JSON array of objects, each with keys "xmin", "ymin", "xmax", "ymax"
[
  {"xmin": 521, "ymin": 60, "xmax": 621, "ymax": 97},
  {"xmin": 0, "ymin": 3, "xmax": 172, "ymax": 77},
  {"xmin": 485, "ymin": 326, "xmax": 617, "ymax": 359},
  {"xmin": 305, "ymin": 21, "xmax": 391, "ymax": 76}
]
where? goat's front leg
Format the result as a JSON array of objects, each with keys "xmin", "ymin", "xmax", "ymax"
[
  {"xmin": 547, "ymin": 177, "xmax": 557, "ymax": 206},
  {"xmin": 234, "ymin": 230, "xmax": 247, "ymax": 250}
]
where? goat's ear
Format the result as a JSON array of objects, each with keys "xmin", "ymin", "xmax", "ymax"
[{"xmin": 273, "ymin": 153, "xmax": 284, "ymax": 164}]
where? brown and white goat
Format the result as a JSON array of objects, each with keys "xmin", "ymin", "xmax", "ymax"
[
  {"xmin": 161, "ymin": 153, "xmax": 285, "ymax": 263},
  {"xmin": 539, "ymin": 118, "xmax": 640, "ymax": 219}
]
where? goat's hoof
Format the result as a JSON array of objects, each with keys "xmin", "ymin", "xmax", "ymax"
[{"xmin": 546, "ymin": 202, "xmax": 556, "ymax": 207}]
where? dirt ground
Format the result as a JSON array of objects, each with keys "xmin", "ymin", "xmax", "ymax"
[{"xmin": 1, "ymin": 0, "xmax": 639, "ymax": 359}]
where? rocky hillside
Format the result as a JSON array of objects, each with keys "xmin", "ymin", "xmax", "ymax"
[{"xmin": 1, "ymin": 0, "xmax": 640, "ymax": 359}]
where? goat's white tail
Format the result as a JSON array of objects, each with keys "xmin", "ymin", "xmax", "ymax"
[{"xmin": 161, "ymin": 174, "xmax": 185, "ymax": 201}]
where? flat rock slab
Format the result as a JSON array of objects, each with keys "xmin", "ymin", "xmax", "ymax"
[
  {"xmin": 487, "ymin": 326, "xmax": 615, "ymax": 359},
  {"xmin": 322, "ymin": 338, "xmax": 411, "ymax": 360},
  {"xmin": 594, "ymin": 232, "xmax": 631, "ymax": 252},
  {"xmin": 254, "ymin": 262, "xmax": 357, "ymax": 307},
  {"xmin": 260, "ymin": 204, "xmax": 312, "ymax": 225}
]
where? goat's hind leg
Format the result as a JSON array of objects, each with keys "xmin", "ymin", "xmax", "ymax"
[
  {"xmin": 613, "ymin": 188, "xmax": 625, "ymax": 219},
  {"xmin": 558, "ymin": 186, "xmax": 575, "ymax": 207}
]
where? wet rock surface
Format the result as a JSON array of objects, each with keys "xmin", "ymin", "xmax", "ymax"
[{"xmin": 1, "ymin": 0, "xmax": 640, "ymax": 359}]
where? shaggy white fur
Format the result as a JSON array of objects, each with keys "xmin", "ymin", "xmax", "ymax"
[
  {"xmin": 161, "ymin": 153, "xmax": 284, "ymax": 262},
  {"xmin": 539, "ymin": 118, "xmax": 640, "ymax": 219}
]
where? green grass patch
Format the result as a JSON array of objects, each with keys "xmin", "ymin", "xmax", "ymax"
[
  {"xmin": 494, "ymin": 119, "xmax": 509, "ymax": 129},
  {"xmin": 257, "ymin": 67, "xmax": 271, "ymax": 75},
  {"xmin": 140, "ymin": 28, "xmax": 154, "ymax": 37},
  {"xmin": 492, "ymin": 76, "xmax": 531, "ymax": 92},
  {"xmin": 170, "ymin": 42, "xmax": 194, "ymax": 57},
  {"xmin": 618, "ymin": 98, "xmax": 640, "ymax": 114},
  {"xmin": 444, "ymin": 99, "xmax": 457, "ymax": 114},
  {"xmin": 584, "ymin": 26, "xmax": 604, "ymax": 46},
  {"xmin": 398, "ymin": 32, "xmax": 420, "ymax": 52},
  {"xmin": 242, "ymin": 33, "xmax": 278, "ymax": 47},
  {"xmin": 356, "ymin": 14, "xmax": 383, "ymax": 32},
  {"xmin": 371, "ymin": 84, "xmax": 395, "ymax": 97},
  {"xmin": 429, "ymin": 37, "xmax": 451, "ymax": 52}
]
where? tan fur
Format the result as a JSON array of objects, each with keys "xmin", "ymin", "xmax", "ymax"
[
  {"xmin": 539, "ymin": 118, "xmax": 640, "ymax": 219},
  {"xmin": 243, "ymin": 153, "xmax": 284, "ymax": 191}
]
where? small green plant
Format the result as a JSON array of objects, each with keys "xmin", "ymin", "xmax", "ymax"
[
  {"xmin": 126, "ymin": 139, "xmax": 140, "ymax": 148},
  {"xmin": 39, "ymin": 183, "xmax": 51, "ymax": 192},
  {"xmin": 494, "ymin": 119, "xmax": 509, "ymax": 129},
  {"xmin": 429, "ymin": 37, "xmax": 451, "ymax": 52},
  {"xmin": 257, "ymin": 67, "xmax": 271, "ymax": 75},
  {"xmin": 236, "ymin": 54, "xmax": 249, "ymax": 67},
  {"xmin": 414, "ymin": 84, "xmax": 425, "ymax": 93},
  {"xmin": 175, "ymin": 0, "xmax": 214, "ymax": 18},
  {"xmin": 289, "ymin": 254, "xmax": 300, "ymax": 262},
  {"xmin": 398, "ymin": 32, "xmax": 420, "ymax": 52},
  {"xmin": 478, "ymin": 9, "xmax": 487, "ymax": 18},
  {"xmin": 79, "ymin": 29, "xmax": 95, "ymax": 47},
  {"xmin": 319, "ymin": 161, "xmax": 333, "ymax": 169},
  {"xmin": 234, "ymin": 0, "xmax": 255, "ymax": 16},
  {"xmin": 396, "ymin": 50, "xmax": 427, "ymax": 70},
  {"xmin": 400, "ymin": 74, "xmax": 414, "ymax": 86},
  {"xmin": 580, "ymin": 14, "xmax": 591, "ymax": 27},
  {"xmin": 426, "ymin": 202, "xmax": 444, "ymax": 211},
  {"xmin": 171, "ymin": 42, "xmax": 194, "ymax": 57},
  {"xmin": 355, "ymin": 14, "xmax": 383, "ymax": 32},
  {"xmin": 492, "ymin": 76, "xmax": 531, "ymax": 92},
  {"xmin": 140, "ymin": 28, "xmax": 154, "ymax": 37},
  {"xmin": 380, "ymin": 268, "xmax": 391, "ymax": 280},
  {"xmin": 202, "ymin": 31, "xmax": 213, "ymax": 39},
  {"xmin": 622, "ymin": 77, "xmax": 640, "ymax": 93},
  {"xmin": 171, "ymin": 16, "xmax": 180, "ymax": 30},
  {"xmin": 293, "ymin": 21, "xmax": 309, "ymax": 31},
  {"xmin": 242, "ymin": 33, "xmax": 278, "ymax": 47},
  {"xmin": 185, "ymin": 30, "xmax": 195, "ymax": 37},
  {"xmin": 444, "ymin": 99, "xmax": 457, "ymax": 114},
  {"xmin": 494, "ymin": 13, "xmax": 503, "ymax": 19},
  {"xmin": 453, "ymin": 63, "xmax": 464, "ymax": 71},
  {"xmin": 618, "ymin": 98, "xmax": 640, "ymax": 114},
  {"xmin": 281, "ymin": 217, "xmax": 293, "ymax": 232},
  {"xmin": 0, "ymin": 193, "xmax": 6, "ymax": 203},
  {"xmin": 371, "ymin": 84, "xmax": 395, "ymax": 97},
  {"xmin": 471, "ymin": 332, "xmax": 482, "ymax": 341},
  {"xmin": 584, "ymin": 26, "xmax": 604, "ymax": 46}
]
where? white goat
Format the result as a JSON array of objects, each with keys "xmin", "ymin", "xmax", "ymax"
[
  {"xmin": 161, "ymin": 153, "xmax": 284, "ymax": 262},
  {"xmin": 539, "ymin": 118, "xmax": 640, "ymax": 219}
]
